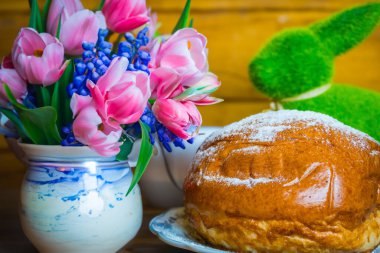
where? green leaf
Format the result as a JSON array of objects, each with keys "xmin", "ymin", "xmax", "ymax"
[
  {"xmin": 51, "ymin": 61, "xmax": 73, "ymax": 132},
  {"xmin": 189, "ymin": 18, "xmax": 194, "ymax": 28},
  {"xmin": 0, "ymin": 107, "xmax": 28, "ymax": 140},
  {"xmin": 56, "ymin": 14, "xmax": 62, "ymax": 39},
  {"xmin": 3, "ymin": 84, "xmax": 27, "ymax": 110},
  {"xmin": 174, "ymin": 84, "xmax": 218, "ymax": 101},
  {"xmin": 35, "ymin": 86, "xmax": 51, "ymax": 107},
  {"xmin": 116, "ymin": 138, "xmax": 134, "ymax": 161},
  {"xmin": 18, "ymin": 106, "xmax": 62, "ymax": 145},
  {"xmin": 28, "ymin": 0, "xmax": 43, "ymax": 32},
  {"xmin": 126, "ymin": 121, "xmax": 154, "ymax": 196},
  {"xmin": 51, "ymin": 81, "xmax": 61, "ymax": 129},
  {"xmin": 172, "ymin": 0, "xmax": 192, "ymax": 34},
  {"xmin": 61, "ymin": 61, "xmax": 74, "ymax": 126},
  {"xmin": 41, "ymin": 0, "xmax": 52, "ymax": 32},
  {"xmin": 98, "ymin": 0, "xmax": 106, "ymax": 10},
  {"xmin": 4, "ymin": 84, "xmax": 62, "ymax": 145}
]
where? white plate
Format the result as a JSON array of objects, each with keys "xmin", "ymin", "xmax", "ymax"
[
  {"xmin": 150, "ymin": 207, "xmax": 380, "ymax": 253},
  {"xmin": 149, "ymin": 207, "xmax": 232, "ymax": 253}
]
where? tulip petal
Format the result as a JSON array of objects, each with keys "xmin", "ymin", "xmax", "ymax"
[
  {"xmin": 95, "ymin": 11, "xmax": 107, "ymax": 29},
  {"xmin": 43, "ymin": 42, "xmax": 65, "ymax": 68},
  {"xmin": 42, "ymin": 60, "xmax": 69, "ymax": 86},
  {"xmin": 106, "ymin": 86, "xmax": 145, "ymax": 125},
  {"xmin": 49, "ymin": 0, "xmax": 84, "ymax": 32},
  {"xmin": 192, "ymin": 96, "xmax": 223, "ymax": 105},
  {"xmin": 96, "ymin": 57, "xmax": 129, "ymax": 93},
  {"xmin": 70, "ymin": 93, "xmax": 93, "ymax": 116},
  {"xmin": 113, "ymin": 15, "xmax": 150, "ymax": 33},
  {"xmin": 0, "ymin": 68, "xmax": 27, "ymax": 107},
  {"xmin": 103, "ymin": 0, "xmax": 149, "ymax": 33},
  {"xmin": 150, "ymin": 67, "xmax": 182, "ymax": 99},
  {"xmin": 60, "ymin": 10, "xmax": 100, "ymax": 55},
  {"xmin": 72, "ymin": 103, "xmax": 122, "ymax": 157},
  {"xmin": 17, "ymin": 28, "xmax": 46, "ymax": 55},
  {"xmin": 40, "ymin": 33, "xmax": 59, "ymax": 45}
]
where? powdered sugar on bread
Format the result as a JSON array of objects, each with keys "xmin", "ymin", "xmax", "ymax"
[{"xmin": 206, "ymin": 110, "xmax": 379, "ymax": 151}]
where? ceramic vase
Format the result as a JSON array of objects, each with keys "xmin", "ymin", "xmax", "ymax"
[
  {"xmin": 140, "ymin": 126, "xmax": 221, "ymax": 208},
  {"xmin": 18, "ymin": 143, "xmax": 142, "ymax": 253}
]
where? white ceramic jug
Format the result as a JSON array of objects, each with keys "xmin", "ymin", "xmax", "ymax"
[{"xmin": 138, "ymin": 126, "xmax": 221, "ymax": 208}]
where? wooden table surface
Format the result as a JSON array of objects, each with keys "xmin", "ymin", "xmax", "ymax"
[{"xmin": 0, "ymin": 151, "xmax": 190, "ymax": 253}]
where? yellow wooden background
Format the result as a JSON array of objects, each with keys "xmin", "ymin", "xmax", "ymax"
[{"xmin": 0, "ymin": 0, "xmax": 380, "ymax": 152}]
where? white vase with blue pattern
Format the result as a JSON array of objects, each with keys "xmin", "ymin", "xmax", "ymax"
[{"xmin": 18, "ymin": 144, "xmax": 142, "ymax": 253}]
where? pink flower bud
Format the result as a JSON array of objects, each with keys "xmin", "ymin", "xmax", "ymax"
[{"xmin": 152, "ymin": 99, "xmax": 202, "ymax": 140}]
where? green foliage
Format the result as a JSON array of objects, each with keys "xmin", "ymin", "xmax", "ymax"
[
  {"xmin": 126, "ymin": 121, "xmax": 154, "ymax": 196},
  {"xmin": 35, "ymin": 86, "xmax": 51, "ymax": 107},
  {"xmin": 116, "ymin": 138, "xmax": 134, "ymax": 161},
  {"xmin": 55, "ymin": 14, "xmax": 62, "ymax": 39},
  {"xmin": 4, "ymin": 84, "xmax": 62, "ymax": 145},
  {"xmin": 249, "ymin": 28, "xmax": 334, "ymax": 99},
  {"xmin": 17, "ymin": 106, "xmax": 62, "ymax": 145},
  {"xmin": 311, "ymin": 3, "xmax": 380, "ymax": 56},
  {"xmin": 60, "ymin": 61, "xmax": 74, "ymax": 126},
  {"xmin": 174, "ymin": 83, "xmax": 218, "ymax": 100},
  {"xmin": 51, "ymin": 61, "xmax": 73, "ymax": 133},
  {"xmin": 0, "ymin": 108, "xmax": 27, "ymax": 140},
  {"xmin": 172, "ymin": 0, "xmax": 192, "ymax": 34},
  {"xmin": 283, "ymin": 84, "xmax": 380, "ymax": 142},
  {"xmin": 29, "ymin": 0, "xmax": 43, "ymax": 32},
  {"xmin": 98, "ymin": 0, "xmax": 106, "ymax": 10},
  {"xmin": 41, "ymin": 0, "xmax": 52, "ymax": 32}
]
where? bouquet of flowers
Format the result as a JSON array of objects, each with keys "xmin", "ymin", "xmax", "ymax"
[{"xmin": 0, "ymin": 0, "xmax": 221, "ymax": 193}]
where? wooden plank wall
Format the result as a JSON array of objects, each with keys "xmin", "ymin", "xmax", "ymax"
[{"xmin": 0, "ymin": 0, "xmax": 379, "ymax": 150}]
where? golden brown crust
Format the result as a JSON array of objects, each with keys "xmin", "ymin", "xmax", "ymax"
[
  {"xmin": 186, "ymin": 206, "xmax": 380, "ymax": 253},
  {"xmin": 184, "ymin": 110, "xmax": 380, "ymax": 252}
]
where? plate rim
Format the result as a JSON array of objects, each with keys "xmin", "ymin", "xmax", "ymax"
[{"xmin": 149, "ymin": 207, "xmax": 231, "ymax": 253}]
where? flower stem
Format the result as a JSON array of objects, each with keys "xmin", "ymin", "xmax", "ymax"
[{"xmin": 35, "ymin": 86, "xmax": 51, "ymax": 107}]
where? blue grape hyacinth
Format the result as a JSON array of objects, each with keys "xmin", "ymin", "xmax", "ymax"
[{"xmin": 68, "ymin": 28, "xmax": 151, "ymax": 98}]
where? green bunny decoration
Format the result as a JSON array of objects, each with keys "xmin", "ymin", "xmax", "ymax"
[{"xmin": 249, "ymin": 2, "xmax": 380, "ymax": 141}]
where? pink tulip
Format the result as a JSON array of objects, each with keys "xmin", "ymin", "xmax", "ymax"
[
  {"xmin": 102, "ymin": 0, "xmax": 150, "ymax": 33},
  {"xmin": 12, "ymin": 28, "xmax": 68, "ymax": 86},
  {"xmin": 47, "ymin": 0, "xmax": 106, "ymax": 55},
  {"xmin": 150, "ymin": 67, "xmax": 222, "ymax": 105},
  {"xmin": 152, "ymin": 99, "xmax": 202, "ymax": 140},
  {"xmin": 149, "ymin": 28, "xmax": 209, "ymax": 86},
  {"xmin": 150, "ymin": 67, "xmax": 183, "ymax": 99},
  {"xmin": 87, "ymin": 57, "xmax": 150, "ymax": 130},
  {"xmin": 71, "ymin": 94, "xmax": 122, "ymax": 157},
  {"xmin": 175, "ymin": 72, "xmax": 222, "ymax": 105},
  {"xmin": 0, "ymin": 68, "xmax": 27, "ymax": 107}
]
